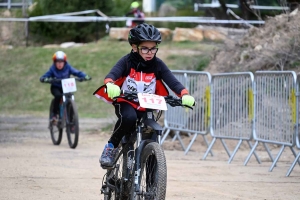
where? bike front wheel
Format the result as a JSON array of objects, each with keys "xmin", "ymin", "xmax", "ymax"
[
  {"xmin": 131, "ymin": 142, "xmax": 167, "ymax": 200},
  {"xmin": 65, "ymin": 100, "xmax": 79, "ymax": 149},
  {"xmin": 49, "ymin": 99, "xmax": 63, "ymax": 145}
]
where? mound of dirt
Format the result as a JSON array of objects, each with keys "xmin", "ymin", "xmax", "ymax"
[{"xmin": 207, "ymin": 8, "xmax": 300, "ymax": 73}]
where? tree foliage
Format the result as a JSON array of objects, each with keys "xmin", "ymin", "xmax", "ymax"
[
  {"xmin": 29, "ymin": 0, "xmax": 136, "ymax": 43},
  {"xmin": 164, "ymin": 0, "xmax": 193, "ymax": 9}
]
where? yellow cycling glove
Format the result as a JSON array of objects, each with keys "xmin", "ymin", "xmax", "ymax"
[
  {"xmin": 106, "ymin": 82, "xmax": 121, "ymax": 99},
  {"xmin": 182, "ymin": 95, "xmax": 195, "ymax": 107}
]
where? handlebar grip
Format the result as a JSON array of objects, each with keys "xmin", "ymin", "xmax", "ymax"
[{"xmin": 121, "ymin": 90, "xmax": 138, "ymax": 96}]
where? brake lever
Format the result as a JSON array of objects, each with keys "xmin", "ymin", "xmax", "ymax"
[
  {"xmin": 167, "ymin": 98, "xmax": 194, "ymax": 110},
  {"xmin": 50, "ymin": 78, "xmax": 60, "ymax": 83},
  {"xmin": 183, "ymin": 105, "xmax": 193, "ymax": 110}
]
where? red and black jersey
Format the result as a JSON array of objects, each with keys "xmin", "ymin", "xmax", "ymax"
[{"xmin": 94, "ymin": 53, "xmax": 188, "ymax": 110}]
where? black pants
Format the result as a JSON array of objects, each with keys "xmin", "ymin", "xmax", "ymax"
[
  {"xmin": 50, "ymin": 86, "xmax": 63, "ymax": 116},
  {"xmin": 109, "ymin": 102, "xmax": 144, "ymax": 147}
]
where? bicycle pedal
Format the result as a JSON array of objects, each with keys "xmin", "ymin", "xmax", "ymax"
[
  {"xmin": 105, "ymin": 181, "xmax": 116, "ymax": 191},
  {"xmin": 100, "ymin": 185, "xmax": 110, "ymax": 195},
  {"xmin": 101, "ymin": 164, "xmax": 114, "ymax": 170}
]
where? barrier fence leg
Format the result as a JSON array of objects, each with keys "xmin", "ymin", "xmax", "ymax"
[
  {"xmin": 172, "ymin": 133, "xmax": 178, "ymax": 141},
  {"xmin": 269, "ymin": 145, "xmax": 285, "ymax": 172},
  {"xmin": 244, "ymin": 141, "xmax": 259, "ymax": 166},
  {"xmin": 175, "ymin": 131, "xmax": 186, "ymax": 151},
  {"xmin": 247, "ymin": 140, "xmax": 261, "ymax": 164},
  {"xmin": 286, "ymin": 152, "xmax": 300, "ymax": 177},
  {"xmin": 203, "ymin": 135, "xmax": 214, "ymax": 156},
  {"xmin": 184, "ymin": 133, "xmax": 198, "ymax": 155},
  {"xmin": 263, "ymin": 143, "xmax": 275, "ymax": 163},
  {"xmin": 221, "ymin": 139, "xmax": 231, "ymax": 158},
  {"xmin": 228, "ymin": 139, "xmax": 243, "ymax": 164},
  {"xmin": 290, "ymin": 147, "xmax": 300, "ymax": 166},
  {"xmin": 203, "ymin": 137, "xmax": 216, "ymax": 160},
  {"xmin": 161, "ymin": 129, "xmax": 170, "ymax": 144}
]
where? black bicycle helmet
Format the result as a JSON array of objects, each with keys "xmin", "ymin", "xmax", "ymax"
[{"xmin": 128, "ymin": 23, "xmax": 161, "ymax": 45}]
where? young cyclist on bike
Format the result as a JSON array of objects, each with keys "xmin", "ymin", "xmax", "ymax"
[
  {"xmin": 40, "ymin": 51, "xmax": 91, "ymax": 122},
  {"xmin": 95, "ymin": 23, "xmax": 195, "ymax": 169}
]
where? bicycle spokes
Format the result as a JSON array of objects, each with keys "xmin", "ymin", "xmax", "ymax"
[{"xmin": 140, "ymin": 154, "xmax": 158, "ymax": 198}]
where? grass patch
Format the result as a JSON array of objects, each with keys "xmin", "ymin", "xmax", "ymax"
[
  {"xmin": 0, "ymin": 39, "xmax": 216, "ymax": 118},
  {"xmin": 166, "ymin": 54, "xmax": 197, "ymax": 70},
  {"xmin": 196, "ymin": 55, "xmax": 211, "ymax": 71},
  {"xmin": 162, "ymin": 41, "xmax": 216, "ymax": 51},
  {"xmin": 166, "ymin": 53, "xmax": 211, "ymax": 71}
]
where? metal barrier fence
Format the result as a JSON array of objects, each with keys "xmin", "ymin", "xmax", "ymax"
[
  {"xmin": 161, "ymin": 70, "xmax": 212, "ymax": 155},
  {"xmin": 202, "ymin": 72, "xmax": 260, "ymax": 163},
  {"xmin": 244, "ymin": 71, "xmax": 298, "ymax": 172},
  {"xmin": 287, "ymin": 74, "xmax": 300, "ymax": 176},
  {"xmin": 0, "ymin": 0, "xmax": 32, "ymax": 9},
  {"xmin": 161, "ymin": 70, "xmax": 300, "ymax": 176}
]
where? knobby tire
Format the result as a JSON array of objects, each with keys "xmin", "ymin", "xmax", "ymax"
[
  {"xmin": 131, "ymin": 142, "xmax": 167, "ymax": 200},
  {"xmin": 49, "ymin": 99, "xmax": 63, "ymax": 145},
  {"xmin": 66, "ymin": 100, "xmax": 79, "ymax": 149}
]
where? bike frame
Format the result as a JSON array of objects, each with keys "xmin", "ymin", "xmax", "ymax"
[
  {"xmin": 58, "ymin": 93, "xmax": 75, "ymax": 128},
  {"xmin": 49, "ymin": 77, "xmax": 83, "ymax": 128},
  {"xmin": 100, "ymin": 90, "xmax": 192, "ymax": 198}
]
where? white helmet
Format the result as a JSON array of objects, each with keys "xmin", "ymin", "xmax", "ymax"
[{"xmin": 52, "ymin": 51, "xmax": 67, "ymax": 62}]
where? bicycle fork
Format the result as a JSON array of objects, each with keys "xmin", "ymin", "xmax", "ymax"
[
  {"xmin": 133, "ymin": 125, "xmax": 154, "ymax": 194},
  {"xmin": 134, "ymin": 126, "xmax": 142, "ymax": 193}
]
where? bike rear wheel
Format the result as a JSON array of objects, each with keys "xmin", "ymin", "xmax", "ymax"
[
  {"xmin": 131, "ymin": 142, "xmax": 167, "ymax": 200},
  {"xmin": 49, "ymin": 99, "xmax": 63, "ymax": 145},
  {"xmin": 65, "ymin": 100, "xmax": 79, "ymax": 149}
]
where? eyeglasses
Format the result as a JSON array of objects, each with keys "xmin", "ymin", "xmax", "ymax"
[
  {"xmin": 138, "ymin": 47, "xmax": 159, "ymax": 54},
  {"xmin": 55, "ymin": 60, "xmax": 65, "ymax": 63}
]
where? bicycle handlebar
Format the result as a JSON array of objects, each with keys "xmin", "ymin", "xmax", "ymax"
[
  {"xmin": 44, "ymin": 77, "xmax": 90, "ymax": 83},
  {"xmin": 114, "ymin": 90, "xmax": 193, "ymax": 110}
]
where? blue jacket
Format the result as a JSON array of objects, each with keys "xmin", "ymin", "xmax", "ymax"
[{"xmin": 40, "ymin": 62, "xmax": 86, "ymax": 88}]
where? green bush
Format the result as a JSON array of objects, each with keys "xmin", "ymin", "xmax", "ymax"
[
  {"xmin": 28, "ymin": 0, "xmax": 137, "ymax": 43},
  {"xmin": 196, "ymin": 55, "xmax": 210, "ymax": 71}
]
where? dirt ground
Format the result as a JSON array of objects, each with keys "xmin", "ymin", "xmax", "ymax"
[{"xmin": 1, "ymin": 115, "xmax": 300, "ymax": 200}]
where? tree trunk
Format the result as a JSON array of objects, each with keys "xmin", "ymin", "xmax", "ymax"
[
  {"xmin": 218, "ymin": 0, "xmax": 230, "ymax": 20},
  {"xmin": 239, "ymin": 0, "xmax": 250, "ymax": 20}
]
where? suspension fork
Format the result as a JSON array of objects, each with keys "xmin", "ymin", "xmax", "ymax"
[
  {"xmin": 62, "ymin": 94, "xmax": 74, "ymax": 125},
  {"xmin": 63, "ymin": 97, "xmax": 69, "ymax": 124},
  {"xmin": 158, "ymin": 134, "xmax": 161, "ymax": 144},
  {"xmin": 125, "ymin": 143, "xmax": 134, "ymax": 181},
  {"xmin": 133, "ymin": 125, "xmax": 142, "ymax": 192},
  {"xmin": 133, "ymin": 140, "xmax": 152, "ymax": 192}
]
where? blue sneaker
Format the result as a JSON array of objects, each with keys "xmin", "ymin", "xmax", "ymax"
[{"xmin": 100, "ymin": 143, "xmax": 119, "ymax": 169}]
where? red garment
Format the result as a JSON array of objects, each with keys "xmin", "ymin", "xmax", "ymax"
[{"xmin": 93, "ymin": 54, "xmax": 188, "ymax": 111}]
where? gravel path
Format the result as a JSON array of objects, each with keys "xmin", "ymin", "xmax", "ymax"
[{"xmin": 1, "ymin": 115, "xmax": 300, "ymax": 200}]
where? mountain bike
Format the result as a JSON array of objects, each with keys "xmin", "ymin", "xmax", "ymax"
[
  {"xmin": 99, "ymin": 91, "xmax": 193, "ymax": 200},
  {"xmin": 46, "ymin": 77, "xmax": 89, "ymax": 149}
]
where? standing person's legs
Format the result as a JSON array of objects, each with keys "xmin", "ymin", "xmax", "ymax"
[{"xmin": 50, "ymin": 86, "xmax": 63, "ymax": 119}]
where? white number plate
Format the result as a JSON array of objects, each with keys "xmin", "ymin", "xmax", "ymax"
[
  {"xmin": 62, "ymin": 78, "xmax": 77, "ymax": 93},
  {"xmin": 138, "ymin": 93, "xmax": 168, "ymax": 110}
]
